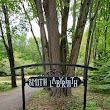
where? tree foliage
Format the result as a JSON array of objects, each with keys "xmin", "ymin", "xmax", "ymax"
[
  {"xmin": 89, "ymin": 0, "xmax": 110, "ymax": 91},
  {"xmin": 0, "ymin": 0, "xmax": 110, "ymax": 93}
]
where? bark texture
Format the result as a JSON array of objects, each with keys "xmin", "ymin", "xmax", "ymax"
[
  {"xmin": 34, "ymin": 0, "xmax": 93, "ymax": 97},
  {"xmin": 21, "ymin": 1, "xmax": 42, "ymax": 63},
  {"xmin": 34, "ymin": 0, "xmax": 50, "ymax": 73},
  {"xmin": 1, "ymin": 3, "xmax": 17, "ymax": 88},
  {"xmin": 43, "ymin": 0, "xmax": 61, "ymax": 69},
  {"xmin": 43, "ymin": 0, "xmax": 63, "ymax": 97},
  {"xmin": 60, "ymin": 0, "xmax": 70, "ymax": 73},
  {"xmin": 67, "ymin": 0, "xmax": 92, "ymax": 75}
]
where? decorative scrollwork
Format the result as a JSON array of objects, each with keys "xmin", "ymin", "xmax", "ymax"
[{"xmin": 45, "ymin": 69, "xmax": 63, "ymax": 76}]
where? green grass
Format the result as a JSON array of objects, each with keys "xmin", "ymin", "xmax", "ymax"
[
  {"xmin": 0, "ymin": 75, "xmax": 36, "ymax": 92},
  {"xmin": 25, "ymin": 89, "xmax": 84, "ymax": 110},
  {"xmin": 0, "ymin": 76, "xmax": 11, "ymax": 81},
  {"xmin": 86, "ymin": 101, "xmax": 101, "ymax": 110},
  {"xmin": 32, "ymin": 89, "xmax": 47, "ymax": 97},
  {"xmin": 0, "ymin": 82, "xmax": 11, "ymax": 92},
  {"xmin": 0, "ymin": 76, "xmax": 22, "ymax": 92},
  {"xmin": 0, "ymin": 76, "xmax": 22, "ymax": 81},
  {"xmin": 24, "ymin": 85, "xmax": 110, "ymax": 110},
  {"xmin": 0, "ymin": 75, "xmax": 39, "ymax": 95},
  {"xmin": 104, "ymin": 98, "xmax": 110, "ymax": 108},
  {"xmin": 0, "ymin": 75, "xmax": 35, "ymax": 81}
]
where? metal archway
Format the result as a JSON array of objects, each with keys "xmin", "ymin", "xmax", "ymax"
[{"xmin": 14, "ymin": 63, "xmax": 98, "ymax": 110}]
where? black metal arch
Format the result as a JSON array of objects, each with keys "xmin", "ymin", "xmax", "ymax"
[
  {"xmin": 14, "ymin": 63, "xmax": 98, "ymax": 70},
  {"xmin": 14, "ymin": 63, "xmax": 98, "ymax": 110}
]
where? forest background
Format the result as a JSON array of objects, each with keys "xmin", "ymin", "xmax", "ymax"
[{"xmin": 0, "ymin": 0, "xmax": 110, "ymax": 96}]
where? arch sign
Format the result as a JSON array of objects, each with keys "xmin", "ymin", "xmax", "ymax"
[
  {"xmin": 14, "ymin": 63, "xmax": 98, "ymax": 110},
  {"xmin": 26, "ymin": 76, "xmax": 82, "ymax": 88}
]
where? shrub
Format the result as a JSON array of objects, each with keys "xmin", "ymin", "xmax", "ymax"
[
  {"xmin": 0, "ymin": 58, "xmax": 43, "ymax": 76},
  {"xmin": 89, "ymin": 56, "xmax": 110, "ymax": 91}
]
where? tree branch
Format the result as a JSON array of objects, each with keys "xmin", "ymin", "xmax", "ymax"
[
  {"xmin": 0, "ymin": 20, "xmax": 9, "ymax": 52},
  {"xmin": 21, "ymin": 1, "xmax": 43, "ymax": 62}
]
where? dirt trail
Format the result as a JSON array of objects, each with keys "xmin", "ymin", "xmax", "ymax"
[{"xmin": 0, "ymin": 85, "xmax": 41, "ymax": 110}]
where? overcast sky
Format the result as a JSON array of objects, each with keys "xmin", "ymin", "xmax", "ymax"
[{"xmin": 26, "ymin": 15, "xmax": 73, "ymax": 40}]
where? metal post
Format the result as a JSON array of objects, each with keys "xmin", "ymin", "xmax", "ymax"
[
  {"xmin": 21, "ymin": 68, "xmax": 25, "ymax": 110},
  {"xmin": 83, "ymin": 68, "xmax": 88, "ymax": 110}
]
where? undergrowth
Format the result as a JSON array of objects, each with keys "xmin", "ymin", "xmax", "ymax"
[
  {"xmin": 25, "ymin": 85, "xmax": 110, "ymax": 110},
  {"xmin": 0, "ymin": 82, "xmax": 11, "ymax": 92}
]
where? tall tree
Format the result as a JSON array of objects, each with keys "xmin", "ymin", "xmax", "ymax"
[
  {"xmin": 0, "ymin": 2, "xmax": 17, "ymax": 88},
  {"xmin": 29, "ymin": 0, "xmax": 92, "ymax": 97},
  {"xmin": 92, "ymin": 0, "xmax": 110, "ymax": 61},
  {"xmin": 67, "ymin": 0, "xmax": 92, "ymax": 75},
  {"xmin": 60, "ymin": 0, "xmax": 70, "ymax": 73},
  {"xmin": 21, "ymin": 1, "xmax": 42, "ymax": 61},
  {"xmin": 43, "ymin": 0, "xmax": 63, "ymax": 97},
  {"xmin": 34, "ymin": 0, "xmax": 50, "ymax": 73}
]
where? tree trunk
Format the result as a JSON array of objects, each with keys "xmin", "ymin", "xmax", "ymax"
[
  {"xmin": 43, "ymin": 0, "xmax": 61, "ymax": 66},
  {"xmin": 21, "ymin": 1, "xmax": 43, "ymax": 64},
  {"xmin": 0, "ymin": 21, "xmax": 9, "ymax": 52},
  {"xmin": 2, "ymin": 3, "xmax": 17, "ymax": 88},
  {"xmin": 72, "ymin": 0, "xmax": 76, "ymax": 39},
  {"xmin": 60, "ymin": 0, "xmax": 70, "ymax": 73},
  {"xmin": 83, "ymin": 0, "xmax": 93, "ymax": 78},
  {"xmin": 104, "ymin": 27, "xmax": 107, "ymax": 55},
  {"xmin": 67, "ymin": 0, "xmax": 91, "ymax": 75},
  {"xmin": 9, "ymin": 52, "xmax": 17, "ymax": 88},
  {"xmin": 34, "ymin": 0, "xmax": 50, "ymax": 73},
  {"xmin": 84, "ymin": 0, "xmax": 100, "ymax": 79},
  {"xmin": 43, "ymin": 0, "xmax": 63, "ymax": 97},
  {"xmin": 34, "ymin": 0, "xmax": 93, "ymax": 97},
  {"xmin": 93, "ymin": 33, "xmax": 98, "ymax": 61},
  {"xmin": 60, "ymin": 0, "xmax": 72, "ymax": 96}
]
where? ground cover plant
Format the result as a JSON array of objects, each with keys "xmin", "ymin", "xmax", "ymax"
[
  {"xmin": 24, "ymin": 84, "xmax": 110, "ymax": 110},
  {"xmin": 0, "ymin": 75, "xmax": 35, "ymax": 92},
  {"xmin": 0, "ymin": 82, "xmax": 11, "ymax": 92}
]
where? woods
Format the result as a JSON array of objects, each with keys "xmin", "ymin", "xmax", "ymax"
[
  {"xmin": 0, "ymin": 0, "xmax": 110, "ymax": 100},
  {"xmin": 0, "ymin": 2, "xmax": 17, "ymax": 87}
]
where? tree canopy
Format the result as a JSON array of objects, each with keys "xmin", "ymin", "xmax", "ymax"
[{"xmin": 0, "ymin": 0, "xmax": 110, "ymax": 94}]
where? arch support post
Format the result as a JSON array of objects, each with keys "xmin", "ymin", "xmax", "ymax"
[
  {"xmin": 83, "ymin": 68, "xmax": 88, "ymax": 110},
  {"xmin": 21, "ymin": 68, "xmax": 25, "ymax": 110}
]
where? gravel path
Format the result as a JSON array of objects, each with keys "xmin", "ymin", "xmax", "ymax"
[{"xmin": 0, "ymin": 85, "xmax": 41, "ymax": 110}]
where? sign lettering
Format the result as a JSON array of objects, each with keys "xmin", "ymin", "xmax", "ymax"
[{"xmin": 26, "ymin": 76, "xmax": 82, "ymax": 88}]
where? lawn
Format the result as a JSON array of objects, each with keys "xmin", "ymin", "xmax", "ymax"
[
  {"xmin": 0, "ymin": 75, "xmax": 33, "ymax": 92},
  {"xmin": 24, "ymin": 84, "xmax": 110, "ymax": 110},
  {"xmin": 0, "ymin": 82, "xmax": 12, "ymax": 92},
  {"xmin": 0, "ymin": 75, "xmax": 32, "ymax": 81},
  {"xmin": 0, "ymin": 76, "xmax": 19, "ymax": 92}
]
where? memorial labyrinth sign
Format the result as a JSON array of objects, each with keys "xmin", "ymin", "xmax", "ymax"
[{"xmin": 26, "ymin": 76, "xmax": 82, "ymax": 88}]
